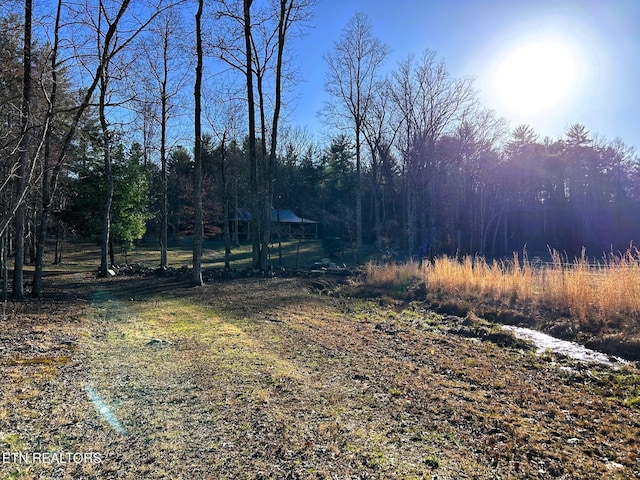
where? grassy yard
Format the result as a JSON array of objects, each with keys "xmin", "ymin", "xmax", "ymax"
[{"xmin": 50, "ymin": 238, "xmax": 333, "ymax": 272}]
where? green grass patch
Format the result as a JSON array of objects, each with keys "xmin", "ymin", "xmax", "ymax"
[
  {"xmin": 61, "ymin": 238, "xmax": 335, "ymax": 271},
  {"xmin": 8, "ymin": 356, "xmax": 70, "ymax": 367},
  {"xmin": 124, "ymin": 297, "xmax": 301, "ymax": 382}
]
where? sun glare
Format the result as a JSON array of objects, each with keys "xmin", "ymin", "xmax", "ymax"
[{"xmin": 492, "ymin": 37, "xmax": 580, "ymax": 115}]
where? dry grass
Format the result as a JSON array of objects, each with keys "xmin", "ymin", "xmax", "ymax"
[
  {"xmin": 364, "ymin": 260, "xmax": 421, "ymax": 286},
  {"xmin": 365, "ymin": 247, "xmax": 640, "ymax": 333}
]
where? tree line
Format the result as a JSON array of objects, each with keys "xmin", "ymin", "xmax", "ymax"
[{"xmin": 1, "ymin": 2, "xmax": 639, "ymax": 299}]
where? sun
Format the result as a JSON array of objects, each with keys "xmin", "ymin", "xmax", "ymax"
[{"xmin": 492, "ymin": 37, "xmax": 580, "ymax": 115}]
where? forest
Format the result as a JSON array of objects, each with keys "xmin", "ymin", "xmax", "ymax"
[{"xmin": 1, "ymin": 0, "xmax": 639, "ymax": 298}]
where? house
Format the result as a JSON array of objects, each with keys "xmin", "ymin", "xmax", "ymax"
[{"xmin": 231, "ymin": 208, "xmax": 319, "ymax": 241}]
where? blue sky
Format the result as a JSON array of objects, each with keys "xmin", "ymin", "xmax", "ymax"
[{"xmin": 290, "ymin": 0, "xmax": 640, "ymax": 148}]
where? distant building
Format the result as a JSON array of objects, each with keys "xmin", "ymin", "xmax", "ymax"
[{"xmin": 231, "ymin": 208, "xmax": 319, "ymax": 240}]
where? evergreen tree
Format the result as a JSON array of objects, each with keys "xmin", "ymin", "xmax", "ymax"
[{"xmin": 67, "ymin": 141, "xmax": 150, "ymax": 264}]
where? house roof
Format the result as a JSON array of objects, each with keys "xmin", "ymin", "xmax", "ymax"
[
  {"xmin": 272, "ymin": 209, "xmax": 318, "ymax": 224},
  {"xmin": 232, "ymin": 208, "xmax": 318, "ymax": 224}
]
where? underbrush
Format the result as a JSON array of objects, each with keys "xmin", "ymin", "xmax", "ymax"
[{"xmin": 362, "ymin": 248, "xmax": 640, "ymax": 350}]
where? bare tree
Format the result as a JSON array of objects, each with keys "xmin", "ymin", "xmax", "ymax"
[
  {"xmin": 1, "ymin": 0, "xmax": 119, "ymax": 294},
  {"xmin": 204, "ymin": 82, "xmax": 245, "ymax": 270},
  {"xmin": 0, "ymin": 0, "xmax": 60, "ymax": 298},
  {"xmin": 213, "ymin": 0, "xmax": 316, "ymax": 270},
  {"xmin": 0, "ymin": 14, "xmax": 22, "ymax": 299},
  {"xmin": 136, "ymin": 7, "xmax": 190, "ymax": 270},
  {"xmin": 361, "ymin": 78, "xmax": 398, "ymax": 251},
  {"xmin": 253, "ymin": 0, "xmax": 316, "ymax": 271},
  {"xmin": 389, "ymin": 50, "xmax": 475, "ymax": 255},
  {"xmin": 192, "ymin": 0, "xmax": 204, "ymax": 286},
  {"xmin": 32, "ymin": 0, "xmax": 64, "ymax": 297},
  {"xmin": 210, "ymin": 0, "xmax": 260, "ymax": 266},
  {"xmin": 12, "ymin": 0, "xmax": 33, "ymax": 299},
  {"xmin": 447, "ymin": 109, "xmax": 507, "ymax": 255},
  {"xmin": 1, "ymin": 0, "xmax": 171, "ymax": 295},
  {"xmin": 323, "ymin": 12, "xmax": 389, "ymax": 250},
  {"xmin": 65, "ymin": 0, "xmax": 175, "ymax": 276},
  {"xmin": 6, "ymin": 0, "xmax": 57, "ymax": 298},
  {"xmin": 243, "ymin": 0, "xmax": 260, "ymax": 268}
]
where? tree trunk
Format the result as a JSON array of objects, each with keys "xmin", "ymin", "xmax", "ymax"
[
  {"xmin": 100, "ymin": 148, "xmax": 113, "ymax": 275},
  {"xmin": 256, "ymin": 67, "xmax": 269, "ymax": 272},
  {"xmin": 262, "ymin": 0, "xmax": 290, "ymax": 271},
  {"xmin": 159, "ymin": 18, "xmax": 169, "ymax": 270},
  {"xmin": 32, "ymin": 0, "xmax": 61, "ymax": 297},
  {"xmin": 191, "ymin": 0, "xmax": 204, "ymax": 287},
  {"xmin": 160, "ymin": 147, "xmax": 168, "ymax": 269},
  {"xmin": 370, "ymin": 144, "xmax": 382, "ymax": 250},
  {"xmin": 13, "ymin": 209, "xmax": 25, "ymax": 299},
  {"xmin": 32, "ymin": 176, "xmax": 52, "ymax": 296},
  {"xmin": 54, "ymin": 223, "xmax": 62, "ymax": 264},
  {"xmin": 99, "ymin": 78, "xmax": 114, "ymax": 277},
  {"xmin": 406, "ymin": 161, "xmax": 417, "ymax": 256},
  {"xmin": 355, "ymin": 124, "xmax": 362, "ymax": 250},
  {"xmin": 233, "ymin": 195, "xmax": 240, "ymax": 246},
  {"xmin": 243, "ymin": 0, "xmax": 260, "ymax": 269},
  {"xmin": 109, "ymin": 238, "xmax": 115, "ymax": 268},
  {"xmin": 13, "ymin": 0, "xmax": 33, "ymax": 300},
  {"xmin": 27, "ymin": 215, "xmax": 36, "ymax": 264},
  {"xmin": 2, "ymin": 232, "xmax": 8, "ymax": 301},
  {"xmin": 221, "ymin": 134, "xmax": 231, "ymax": 270}
]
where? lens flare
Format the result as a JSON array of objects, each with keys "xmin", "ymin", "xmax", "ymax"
[{"xmin": 85, "ymin": 384, "xmax": 126, "ymax": 435}]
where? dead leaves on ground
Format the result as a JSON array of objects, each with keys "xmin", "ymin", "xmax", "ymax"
[{"xmin": 0, "ymin": 276, "xmax": 639, "ymax": 479}]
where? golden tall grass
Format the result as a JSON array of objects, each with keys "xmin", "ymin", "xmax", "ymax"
[{"xmin": 365, "ymin": 247, "xmax": 640, "ymax": 329}]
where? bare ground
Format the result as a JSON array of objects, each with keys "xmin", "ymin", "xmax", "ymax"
[{"xmin": 1, "ymin": 272, "xmax": 639, "ymax": 479}]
